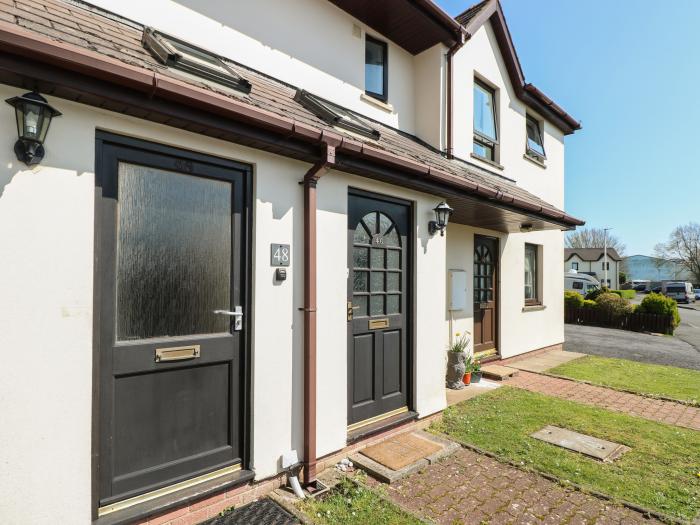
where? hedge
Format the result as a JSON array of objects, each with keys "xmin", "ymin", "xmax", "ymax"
[{"xmin": 610, "ymin": 289, "xmax": 636, "ymax": 300}]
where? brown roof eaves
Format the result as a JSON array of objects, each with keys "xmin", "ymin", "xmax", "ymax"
[
  {"xmin": 0, "ymin": 12, "xmax": 584, "ymax": 229},
  {"xmin": 456, "ymin": 0, "xmax": 581, "ymax": 135}
]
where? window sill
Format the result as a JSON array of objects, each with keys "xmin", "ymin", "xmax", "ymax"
[
  {"xmin": 523, "ymin": 154, "xmax": 547, "ymax": 169},
  {"xmin": 361, "ymin": 93, "xmax": 394, "ymax": 113},
  {"xmin": 470, "ymin": 153, "xmax": 504, "ymax": 170},
  {"xmin": 522, "ymin": 304, "xmax": 546, "ymax": 312}
]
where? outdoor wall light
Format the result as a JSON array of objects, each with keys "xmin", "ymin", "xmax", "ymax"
[
  {"xmin": 5, "ymin": 91, "xmax": 61, "ymax": 166},
  {"xmin": 428, "ymin": 201, "xmax": 453, "ymax": 236}
]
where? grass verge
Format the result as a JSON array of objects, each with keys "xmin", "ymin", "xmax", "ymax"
[
  {"xmin": 549, "ymin": 355, "xmax": 700, "ymax": 405},
  {"xmin": 431, "ymin": 387, "xmax": 700, "ymax": 521},
  {"xmin": 298, "ymin": 475, "xmax": 423, "ymax": 525}
]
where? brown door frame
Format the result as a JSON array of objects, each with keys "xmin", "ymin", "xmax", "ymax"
[
  {"xmin": 91, "ymin": 131, "xmax": 254, "ymax": 518},
  {"xmin": 473, "ymin": 234, "xmax": 500, "ymax": 357}
]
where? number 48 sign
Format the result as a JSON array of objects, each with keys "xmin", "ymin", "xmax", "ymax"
[{"xmin": 270, "ymin": 244, "xmax": 291, "ymax": 267}]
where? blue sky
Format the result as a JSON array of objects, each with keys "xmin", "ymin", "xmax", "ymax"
[{"xmin": 436, "ymin": 0, "xmax": 700, "ymax": 256}]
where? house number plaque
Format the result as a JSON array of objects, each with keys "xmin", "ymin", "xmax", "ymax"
[{"xmin": 270, "ymin": 244, "xmax": 290, "ymax": 266}]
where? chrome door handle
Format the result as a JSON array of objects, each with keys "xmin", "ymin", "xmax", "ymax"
[
  {"xmin": 213, "ymin": 310, "xmax": 243, "ymax": 316},
  {"xmin": 214, "ymin": 306, "xmax": 243, "ymax": 331}
]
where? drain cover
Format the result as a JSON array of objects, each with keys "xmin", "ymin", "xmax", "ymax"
[
  {"xmin": 203, "ymin": 498, "xmax": 299, "ymax": 525},
  {"xmin": 531, "ymin": 425, "xmax": 630, "ymax": 462}
]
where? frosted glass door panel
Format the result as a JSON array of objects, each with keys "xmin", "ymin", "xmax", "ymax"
[{"xmin": 116, "ymin": 163, "xmax": 232, "ymax": 340}]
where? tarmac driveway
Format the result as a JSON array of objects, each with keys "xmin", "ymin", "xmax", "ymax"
[{"xmin": 565, "ymin": 324, "xmax": 700, "ymax": 370}]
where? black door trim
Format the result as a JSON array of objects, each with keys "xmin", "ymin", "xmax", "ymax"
[
  {"xmin": 347, "ymin": 187, "xmax": 414, "ymax": 427},
  {"xmin": 91, "ymin": 131, "xmax": 253, "ymax": 519}
]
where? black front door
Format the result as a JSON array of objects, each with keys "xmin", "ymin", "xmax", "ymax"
[
  {"xmin": 347, "ymin": 190, "xmax": 410, "ymax": 427},
  {"xmin": 96, "ymin": 135, "xmax": 250, "ymax": 507}
]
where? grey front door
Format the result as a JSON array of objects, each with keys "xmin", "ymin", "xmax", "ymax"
[
  {"xmin": 96, "ymin": 135, "xmax": 250, "ymax": 507},
  {"xmin": 347, "ymin": 190, "xmax": 410, "ymax": 427}
]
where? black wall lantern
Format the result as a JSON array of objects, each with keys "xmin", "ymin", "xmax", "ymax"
[
  {"xmin": 428, "ymin": 201, "xmax": 453, "ymax": 236},
  {"xmin": 6, "ymin": 91, "xmax": 61, "ymax": 166}
]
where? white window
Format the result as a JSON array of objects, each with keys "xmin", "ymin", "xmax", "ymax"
[
  {"xmin": 525, "ymin": 115, "xmax": 546, "ymax": 161},
  {"xmin": 524, "ymin": 244, "xmax": 540, "ymax": 304},
  {"xmin": 473, "ymin": 80, "xmax": 498, "ymax": 161}
]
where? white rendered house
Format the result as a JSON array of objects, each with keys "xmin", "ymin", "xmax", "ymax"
[
  {"xmin": 565, "ymin": 248, "xmax": 621, "ymax": 289},
  {"xmin": 0, "ymin": 0, "xmax": 583, "ymax": 523}
]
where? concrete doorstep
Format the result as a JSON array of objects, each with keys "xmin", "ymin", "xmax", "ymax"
[{"xmin": 350, "ymin": 431, "xmax": 459, "ymax": 484}]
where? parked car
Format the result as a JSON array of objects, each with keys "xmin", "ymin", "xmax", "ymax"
[
  {"xmin": 565, "ymin": 271, "xmax": 600, "ymax": 296},
  {"xmin": 695, "ymin": 288, "xmax": 700, "ymax": 300},
  {"xmin": 663, "ymin": 282, "xmax": 696, "ymax": 303},
  {"xmin": 633, "ymin": 283, "xmax": 647, "ymax": 292}
]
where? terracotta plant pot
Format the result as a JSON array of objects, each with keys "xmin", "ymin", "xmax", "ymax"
[{"xmin": 463, "ymin": 372, "xmax": 472, "ymax": 385}]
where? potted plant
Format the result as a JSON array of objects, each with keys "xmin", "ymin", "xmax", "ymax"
[
  {"xmin": 471, "ymin": 358, "xmax": 482, "ymax": 383},
  {"xmin": 463, "ymin": 354, "xmax": 473, "ymax": 385},
  {"xmin": 445, "ymin": 332, "xmax": 470, "ymax": 390}
]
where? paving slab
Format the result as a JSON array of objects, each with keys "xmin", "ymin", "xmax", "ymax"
[
  {"xmin": 481, "ymin": 364, "xmax": 519, "ymax": 380},
  {"xmin": 360, "ymin": 432, "xmax": 441, "ymax": 470},
  {"xmin": 509, "ymin": 349, "xmax": 586, "ymax": 373},
  {"xmin": 351, "ymin": 431, "xmax": 458, "ymax": 484},
  {"xmin": 531, "ymin": 425, "xmax": 630, "ymax": 462}
]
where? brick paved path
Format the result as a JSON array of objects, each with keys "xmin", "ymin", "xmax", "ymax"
[
  {"xmin": 509, "ymin": 371, "xmax": 700, "ymax": 431},
  {"xmin": 370, "ymin": 448, "xmax": 663, "ymax": 525}
]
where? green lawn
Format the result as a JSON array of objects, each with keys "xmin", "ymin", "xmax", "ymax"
[
  {"xmin": 299, "ymin": 476, "xmax": 422, "ymax": 525},
  {"xmin": 432, "ymin": 387, "xmax": 700, "ymax": 521},
  {"xmin": 549, "ymin": 355, "xmax": 700, "ymax": 405}
]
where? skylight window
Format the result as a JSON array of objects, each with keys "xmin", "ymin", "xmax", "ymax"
[
  {"xmin": 142, "ymin": 27, "xmax": 251, "ymax": 93},
  {"xmin": 294, "ymin": 90, "xmax": 380, "ymax": 140}
]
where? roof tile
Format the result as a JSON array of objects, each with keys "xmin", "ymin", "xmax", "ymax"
[{"xmin": 1, "ymin": 0, "xmax": 582, "ymax": 226}]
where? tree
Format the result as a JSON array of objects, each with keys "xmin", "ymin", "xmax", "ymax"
[
  {"xmin": 619, "ymin": 271, "xmax": 627, "ymax": 284},
  {"xmin": 565, "ymin": 227, "xmax": 626, "ymax": 256},
  {"xmin": 654, "ymin": 222, "xmax": 700, "ymax": 283}
]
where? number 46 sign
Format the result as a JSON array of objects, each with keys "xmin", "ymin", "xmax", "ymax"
[{"xmin": 270, "ymin": 244, "xmax": 291, "ymax": 267}]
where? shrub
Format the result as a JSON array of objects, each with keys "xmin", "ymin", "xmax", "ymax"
[
  {"xmin": 582, "ymin": 299, "xmax": 597, "ymax": 309},
  {"xmin": 564, "ymin": 291, "xmax": 584, "ymax": 309},
  {"xmin": 585, "ymin": 286, "xmax": 609, "ymax": 301},
  {"xmin": 637, "ymin": 293, "xmax": 681, "ymax": 327},
  {"xmin": 611, "ymin": 289, "xmax": 636, "ymax": 300},
  {"xmin": 595, "ymin": 292, "xmax": 633, "ymax": 317}
]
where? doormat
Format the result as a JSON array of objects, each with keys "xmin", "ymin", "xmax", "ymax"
[
  {"xmin": 203, "ymin": 498, "xmax": 299, "ymax": 525},
  {"xmin": 531, "ymin": 425, "xmax": 630, "ymax": 462},
  {"xmin": 360, "ymin": 432, "xmax": 442, "ymax": 471}
]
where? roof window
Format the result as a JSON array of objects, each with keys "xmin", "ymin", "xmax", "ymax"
[
  {"xmin": 142, "ymin": 27, "xmax": 251, "ymax": 93},
  {"xmin": 294, "ymin": 90, "xmax": 380, "ymax": 140}
]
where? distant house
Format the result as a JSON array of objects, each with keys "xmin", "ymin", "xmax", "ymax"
[
  {"xmin": 565, "ymin": 248, "xmax": 622, "ymax": 289},
  {"xmin": 623, "ymin": 255, "xmax": 694, "ymax": 283}
]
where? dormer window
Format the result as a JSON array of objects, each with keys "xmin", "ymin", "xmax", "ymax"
[
  {"xmin": 526, "ymin": 114, "xmax": 546, "ymax": 161},
  {"xmin": 294, "ymin": 89, "xmax": 380, "ymax": 140},
  {"xmin": 365, "ymin": 36, "xmax": 388, "ymax": 102},
  {"xmin": 142, "ymin": 27, "xmax": 251, "ymax": 93},
  {"xmin": 473, "ymin": 79, "xmax": 498, "ymax": 161}
]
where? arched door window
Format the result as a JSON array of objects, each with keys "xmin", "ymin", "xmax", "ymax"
[
  {"xmin": 352, "ymin": 211, "xmax": 401, "ymax": 317},
  {"xmin": 474, "ymin": 244, "xmax": 494, "ymax": 303}
]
